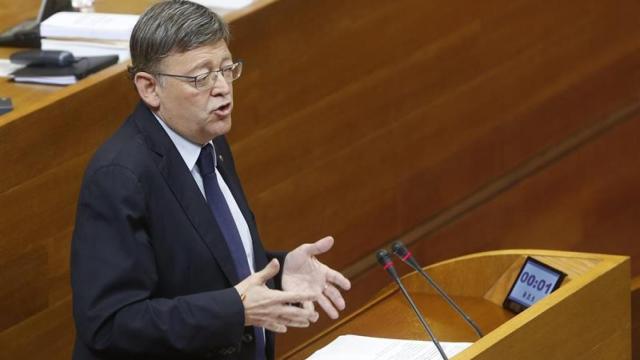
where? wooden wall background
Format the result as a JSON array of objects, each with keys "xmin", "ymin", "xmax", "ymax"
[
  {"xmin": 229, "ymin": 0, "xmax": 640, "ymax": 354},
  {"xmin": 1, "ymin": 0, "xmax": 639, "ymax": 358}
]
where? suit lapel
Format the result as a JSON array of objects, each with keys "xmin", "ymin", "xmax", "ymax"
[{"xmin": 132, "ymin": 103, "xmax": 239, "ymax": 285}]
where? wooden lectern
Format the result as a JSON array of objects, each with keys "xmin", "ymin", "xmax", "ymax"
[{"xmin": 284, "ymin": 250, "xmax": 630, "ymax": 359}]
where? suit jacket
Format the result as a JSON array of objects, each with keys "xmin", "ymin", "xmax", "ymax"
[{"xmin": 71, "ymin": 102, "xmax": 284, "ymax": 359}]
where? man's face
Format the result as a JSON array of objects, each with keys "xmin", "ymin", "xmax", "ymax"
[{"xmin": 154, "ymin": 40, "xmax": 234, "ymax": 145}]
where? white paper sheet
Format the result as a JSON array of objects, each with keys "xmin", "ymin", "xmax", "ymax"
[
  {"xmin": 0, "ymin": 59, "xmax": 25, "ymax": 78},
  {"xmin": 41, "ymin": 12, "xmax": 139, "ymax": 41},
  {"xmin": 306, "ymin": 335, "xmax": 472, "ymax": 360}
]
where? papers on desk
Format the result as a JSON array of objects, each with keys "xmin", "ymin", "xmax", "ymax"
[
  {"xmin": 39, "ymin": 12, "xmax": 138, "ymax": 62},
  {"xmin": 306, "ymin": 335, "xmax": 472, "ymax": 360},
  {"xmin": 40, "ymin": 12, "xmax": 139, "ymax": 41}
]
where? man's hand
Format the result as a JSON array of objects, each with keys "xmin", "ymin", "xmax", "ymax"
[
  {"xmin": 282, "ymin": 236, "xmax": 351, "ymax": 320},
  {"xmin": 234, "ymin": 259, "xmax": 319, "ymax": 333}
]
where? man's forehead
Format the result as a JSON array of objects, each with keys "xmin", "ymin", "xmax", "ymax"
[
  {"xmin": 162, "ymin": 41, "xmax": 232, "ymax": 71},
  {"xmin": 173, "ymin": 41, "xmax": 230, "ymax": 59}
]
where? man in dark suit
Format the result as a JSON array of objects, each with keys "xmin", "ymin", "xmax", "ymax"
[{"xmin": 70, "ymin": 1, "xmax": 350, "ymax": 359}]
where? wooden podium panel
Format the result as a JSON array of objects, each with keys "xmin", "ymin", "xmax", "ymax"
[{"xmin": 285, "ymin": 250, "xmax": 630, "ymax": 359}]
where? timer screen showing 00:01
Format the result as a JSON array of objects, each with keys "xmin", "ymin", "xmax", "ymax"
[{"xmin": 507, "ymin": 260, "xmax": 563, "ymax": 307}]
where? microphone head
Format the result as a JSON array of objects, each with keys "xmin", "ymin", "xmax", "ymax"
[
  {"xmin": 391, "ymin": 241, "xmax": 409, "ymax": 258},
  {"xmin": 376, "ymin": 249, "xmax": 393, "ymax": 267}
]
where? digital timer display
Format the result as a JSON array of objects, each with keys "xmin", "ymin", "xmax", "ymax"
[{"xmin": 503, "ymin": 257, "xmax": 566, "ymax": 313}]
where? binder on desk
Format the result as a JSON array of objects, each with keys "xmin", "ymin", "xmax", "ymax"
[{"xmin": 10, "ymin": 55, "xmax": 118, "ymax": 85}]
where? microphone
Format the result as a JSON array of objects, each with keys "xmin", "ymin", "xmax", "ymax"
[
  {"xmin": 376, "ymin": 249, "xmax": 449, "ymax": 360},
  {"xmin": 391, "ymin": 241, "xmax": 484, "ymax": 338}
]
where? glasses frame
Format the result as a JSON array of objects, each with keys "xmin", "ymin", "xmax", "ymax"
[{"xmin": 155, "ymin": 60, "xmax": 243, "ymax": 90}]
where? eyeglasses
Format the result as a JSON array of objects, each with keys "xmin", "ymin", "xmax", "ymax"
[{"xmin": 155, "ymin": 61, "xmax": 243, "ymax": 90}]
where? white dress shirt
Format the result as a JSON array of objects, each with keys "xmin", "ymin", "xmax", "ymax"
[{"xmin": 154, "ymin": 113, "xmax": 256, "ymax": 274}]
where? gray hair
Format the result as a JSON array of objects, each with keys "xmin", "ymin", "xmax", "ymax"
[{"xmin": 128, "ymin": 0, "xmax": 230, "ymax": 78}]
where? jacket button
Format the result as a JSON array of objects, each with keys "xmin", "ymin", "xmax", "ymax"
[{"xmin": 242, "ymin": 333, "xmax": 254, "ymax": 343}]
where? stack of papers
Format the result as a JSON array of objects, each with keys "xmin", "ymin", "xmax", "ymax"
[
  {"xmin": 307, "ymin": 335, "xmax": 472, "ymax": 360},
  {"xmin": 40, "ymin": 12, "xmax": 138, "ymax": 41},
  {"xmin": 40, "ymin": 12, "xmax": 139, "ymax": 62}
]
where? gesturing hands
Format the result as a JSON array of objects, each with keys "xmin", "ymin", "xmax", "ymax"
[
  {"xmin": 234, "ymin": 259, "xmax": 319, "ymax": 333},
  {"xmin": 234, "ymin": 236, "xmax": 351, "ymax": 333},
  {"xmin": 282, "ymin": 236, "xmax": 351, "ymax": 319}
]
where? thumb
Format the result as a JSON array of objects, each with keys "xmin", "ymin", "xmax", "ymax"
[
  {"xmin": 305, "ymin": 236, "xmax": 334, "ymax": 256},
  {"xmin": 255, "ymin": 258, "xmax": 280, "ymax": 284}
]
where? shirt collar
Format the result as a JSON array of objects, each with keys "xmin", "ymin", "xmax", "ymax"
[{"xmin": 153, "ymin": 112, "xmax": 215, "ymax": 170}]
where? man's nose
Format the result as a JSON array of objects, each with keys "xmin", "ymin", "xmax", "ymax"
[{"xmin": 211, "ymin": 74, "xmax": 231, "ymax": 96}]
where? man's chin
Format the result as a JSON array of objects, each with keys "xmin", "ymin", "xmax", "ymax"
[{"xmin": 207, "ymin": 117, "xmax": 232, "ymax": 139}]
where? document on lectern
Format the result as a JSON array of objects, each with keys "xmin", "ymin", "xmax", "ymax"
[{"xmin": 306, "ymin": 335, "xmax": 472, "ymax": 360}]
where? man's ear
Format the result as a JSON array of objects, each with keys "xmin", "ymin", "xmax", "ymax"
[{"xmin": 134, "ymin": 72, "xmax": 161, "ymax": 108}]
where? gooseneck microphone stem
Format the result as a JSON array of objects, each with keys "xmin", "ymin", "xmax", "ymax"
[
  {"xmin": 415, "ymin": 264, "xmax": 484, "ymax": 337},
  {"xmin": 376, "ymin": 250, "xmax": 449, "ymax": 360},
  {"xmin": 394, "ymin": 275, "xmax": 449, "ymax": 360},
  {"xmin": 392, "ymin": 241, "xmax": 484, "ymax": 338}
]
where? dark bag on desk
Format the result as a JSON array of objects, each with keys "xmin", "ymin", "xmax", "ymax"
[{"xmin": 11, "ymin": 55, "xmax": 118, "ymax": 85}]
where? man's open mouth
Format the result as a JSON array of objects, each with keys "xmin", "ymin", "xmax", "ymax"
[{"xmin": 213, "ymin": 102, "xmax": 232, "ymax": 116}]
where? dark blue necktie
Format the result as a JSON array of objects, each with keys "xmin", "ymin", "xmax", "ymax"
[{"xmin": 197, "ymin": 143, "xmax": 265, "ymax": 360}]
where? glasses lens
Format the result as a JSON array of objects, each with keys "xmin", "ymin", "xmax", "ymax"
[
  {"xmin": 221, "ymin": 62, "xmax": 242, "ymax": 83},
  {"xmin": 194, "ymin": 72, "xmax": 213, "ymax": 89},
  {"xmin": 193, "ymin": 62, "xmax": 243, "ymax": 89},
  {"xmin": 232, "ymin": 61, "xmax": 242, "ymax": 81}
]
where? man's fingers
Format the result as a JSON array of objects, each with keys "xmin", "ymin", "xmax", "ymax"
[
  {"xmin": 323, "ymin": 284, "xmax": 346, "ymax": 311},
  {"xmin": 248, "ymin": 303, "xmax": 314, "ymax": 332},
  {"xmin": 302, "ymin": 301, "xmax": 319, "ymax": 322},
  {"xmin": 254, "ymin": 259, "xmax": 280, "ymax": 284},
  {"xmin": 263, "ymin": 322, "xmax": 287, "ymax": 333},
  {"xmin": 273, "ymin": 303, "xmax": 316, "ymax": 322},
  {"xmin": 303, "ymin": 236, "xmax": 334, "ymax": 257},
  {"xmin": 317, "ymin": 294, "xmax": 339, "ymax": 319},
  {"xmin": 252, "ymin": 304, "xmax": 315, "ymax": 331},
  {"xmin": 257, "ymin": 290, "xmax": 317, "ymax": 321},
  {"xmin": 243, "ymin": 285, "xmax": 319, "ymax": 330},
  {"xmin": 263, "ymin": 315, "xmax": 310, "ymax": 332},
  {"xmin": 281, "ymin": 317, "xmax": 311, "ymax": 328},
  {"xmin": 326, "ymin": 268, "xmax": 351, "ymax": 291},
  {"xmin": 272, "ymin": 289, "xmax": 318, "ymax": 305}
]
